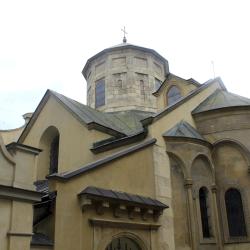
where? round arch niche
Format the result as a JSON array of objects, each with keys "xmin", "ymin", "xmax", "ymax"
[
  {"xmin": 105, "ymin": 237, "xmax": 142, "ymax": 250},
  {"xmin": 37, "ymin": 125, "xmax": 60, "ymax": 180}
]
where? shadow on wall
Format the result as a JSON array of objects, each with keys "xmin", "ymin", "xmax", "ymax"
[{"xmin": 37, "ymin": 126, "xmax": 60, "ymax": 180}]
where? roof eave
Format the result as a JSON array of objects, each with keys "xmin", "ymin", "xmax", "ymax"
[
  {"xmin": 18, "ymin": 90, "xmax": 51, "ymax": 143},
  {"xmin": 192, "ymin": 105, "xmax": 250, "ymax": 116},
  {"xmin": 82, "ymin": 44, "xmax": 169, "ymax": 80},
  {"xmin": 163, "ymin": 136, "xmax": 212, "ymax": 147}
]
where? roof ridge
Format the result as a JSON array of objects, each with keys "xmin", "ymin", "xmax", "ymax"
[
  {"xmin": 143, "ymin": 78, "xmax": 220, "ymax": 125},
  {"xmin": 226, "ymin": 90, "xmax": 250, "ymax": 104},
  {"xmin": 51, "ymin": 91, "xmax": 96, "ymax": 122}
]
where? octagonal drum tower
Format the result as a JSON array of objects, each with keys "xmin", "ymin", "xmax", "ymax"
[{"xmin": 82, "ymin": 42, "xmax": 169, "ymax": 113}]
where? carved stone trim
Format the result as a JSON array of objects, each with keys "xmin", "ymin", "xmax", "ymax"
[
  {"xmin": 7, "ymin": 231, "xmax": 33, "ymax": 237},
  {"xmin": 0, "ymin": 184, "xmax": 42, "ymax": 203},
  {"xmin": 211, "ymin": 184, "xmax": 217, "ymax": 193},
  {"xmin": 89, "ymin": 218, "xmax": 161, "ymax": 230},
  {"xmin": 184, "ymin": 179, "xmax": 193, "ymax": 188}
]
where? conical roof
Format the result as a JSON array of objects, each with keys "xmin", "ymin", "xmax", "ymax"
[
  {"xmin": 192, "ymin": 89, "xmax": 250, "ymax": 114},
  {"xmin": 162, "ymin": 120, "xmax": 206, "ymax": 141},
  {"xmin": 82, "ymin": 42, "xmax": 168, "ymax": 79}
]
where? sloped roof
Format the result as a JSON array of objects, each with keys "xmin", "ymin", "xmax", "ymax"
[
  {"xmin": 192, "ymin": 89, "xmax": 250, "ymax": 114},
  {"xmin": 48, "ymin": 138, "xmax": 156, "ymax": 181},
  {"xmin": 82, "ymin": 43, "xmax": 169, "ymax": 79},
  {"xmin": 108, "ymin": 110, "xmax": 153, "ymax": 135},
  {"xmin": 162, "ymin": 120, "xmax": 206, "ymax": 141},
  {"xmin": 52, "ymin": 90, "xmax": 152, "ymax": 135},
  {"xmin": 79, "ymin": 186, "xmax": 168, "ymax": 209},
  {"xmin": 31, "ymin": 233, "xmax": 53, "ymax": 246},
  {"xmin": 19, "ymin": 90, "xmax": 152, "ymax": 143},
  {"xmin": 153, "ymin": 73, "xmax": 200, "ymax": 95},
  {"xmin": 51, "ymin": 91, "xmax": 125, "ymax": 135},
  {"xmin": 34, "ymin": 180, "xmax": 49, "ymax": 194}
]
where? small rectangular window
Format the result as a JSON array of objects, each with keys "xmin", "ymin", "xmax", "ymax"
[{"xmin": 95, "ymin": 78, "xmax": 105, "ymax": 108}]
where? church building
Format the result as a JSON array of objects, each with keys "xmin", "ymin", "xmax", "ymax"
[{"xmin": 1, "ymin": 37, "xmax": 250, "ymax": 250}]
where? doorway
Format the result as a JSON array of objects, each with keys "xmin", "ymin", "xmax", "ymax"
[{"xmin": 105, "ymin": 237, "xmax": 141, "ymax": 250}]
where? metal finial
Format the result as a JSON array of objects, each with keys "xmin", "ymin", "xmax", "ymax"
[{"xmin": 121, "ymin": 26, "xmax": 127, "ymax": 43}]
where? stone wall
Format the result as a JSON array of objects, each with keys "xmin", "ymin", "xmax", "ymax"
[{"xmin": 85, "ymin": 47, "xmax": 167, "ymax": 112}]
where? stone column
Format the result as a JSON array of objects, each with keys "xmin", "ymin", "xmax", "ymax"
[
  {"xmin": 153, "ymin": 145, "xmax": 175, "ymax": 250},
  {"xmin": 184, "ymin": 179, "xmax": 197, "ymax": 250},
  {"xmin": 211, "ymin": 184, "xmax": 224, "ymax": 250}
]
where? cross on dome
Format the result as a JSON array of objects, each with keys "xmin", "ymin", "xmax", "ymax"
[{"xmin": 121, "ymin": 26, "xmax": 127, "ymax": 43}]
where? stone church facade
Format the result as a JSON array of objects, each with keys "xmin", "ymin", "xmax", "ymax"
[{"xmin": 1, "ymin": 40, "xmax": 250, "ymax": 250}]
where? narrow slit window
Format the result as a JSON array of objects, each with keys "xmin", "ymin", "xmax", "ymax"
[
  {"xmin": 140, "ymin": 80, "xmax": 145, "ymax": 95},
  {"xmin": 199, "ymin": 187, "xmax": 211, "ymax": 238},
  {"xmin": 49, "ymin": 135, "xmax": 59, "ymax": 174}
]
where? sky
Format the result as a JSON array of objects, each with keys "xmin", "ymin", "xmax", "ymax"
[{"xmin": 0, "ymin": 0, "xmax": 250, "ymax": 129}]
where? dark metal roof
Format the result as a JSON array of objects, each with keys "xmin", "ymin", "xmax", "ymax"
[
  {"xmin": 82, "ymin": 43, "xmax": 169, "ymax": 79},
  {"xmin": 79, "ymin": 186, "xmax": 168, "ymax": 209},
  {"xmin": 50, "ymin": 90, "xmax": 126, "ymax": 136},
  {"xmin": 187, "ymin": 78, "xmax": 201, "ymax": 86},
  {"xmin": 163, "ymin": 120, "xmax": 206, "ymax": 141},
  {"xmin": 18, "ymin": 90, "xmax": 153, "ymax": 143},
  {"xmin": 48, "ymin": 91, "xmax": 152, "ymax": 136},
  {"xmin": 48, "ymin": 138, "xmax": 156, "ymax": 181},
  {"xmin": 34, "ymin": 180, "xmax": 49, "ymax": 194},
  {"xmin": 31, "ymin": 233, "xmax": 53, "ymax": 246},
  {"xmin": 192, "ymin": 89, "xmax": 250, "ymax": 114},
  {"xmin": 153, "ymin": 73, "xmax": 201, "ymax": 96},
  {"xmin": 6, "ymin": 142, "xmax": 42, "ymax": 155},
  {"xmin": 91, "ymin": 130, "xmax": 147, "ymax": 154}
]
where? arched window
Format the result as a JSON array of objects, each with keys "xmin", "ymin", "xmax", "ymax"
[
  {"xmin": 38, "ymin": 126, "xmax": 60, "ymax": 180},
  {"xmin": 167, "ymin": 86, "xmax": 181, "ymax": 106},
  {"xmin": 199, "ymin": 187, "xmax": 211, "ymax": 238},
  {"xmin": 95, "ymin": 78, "xmax": 105, "ymax": 108},
  {"xmin": 105, "ymin": 237, "xmax": 141, "ymax": 250},
  {"xmin": 225, "ymin": 188, "xmax": 247, "ymax": 237},
  {"xmin": 49, "ymin": 135, "xmax": 59, "ymax": 174}
]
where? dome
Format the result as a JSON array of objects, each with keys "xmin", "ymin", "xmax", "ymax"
[{"xmin": 82, "ymin": 42, "xmax": 169, "ymax": 79}]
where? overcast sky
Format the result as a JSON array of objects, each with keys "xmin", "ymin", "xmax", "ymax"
[{"xmin": 0, "ymin": 0, "xmax": 250, "ymax": 129}]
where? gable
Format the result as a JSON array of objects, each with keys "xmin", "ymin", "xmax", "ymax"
[
  {"xmin": 154, "ymin": 74, "xmax": 199, "ymax": 110},
  {"xmin": 20, "ymin": 94, "xmax": 111, "ymax": 173},
  {"xmin": 19, "ymin": 91, "xmax": 127, "ymax": 145},
  {"xmin": 145, "ymin": 78, "xmax": 226, "ymax": 147}
]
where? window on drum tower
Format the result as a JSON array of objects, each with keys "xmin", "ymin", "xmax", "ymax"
[{"xmin": 95, "ymin": 78, "xmax": 105, "ymax": 108}]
